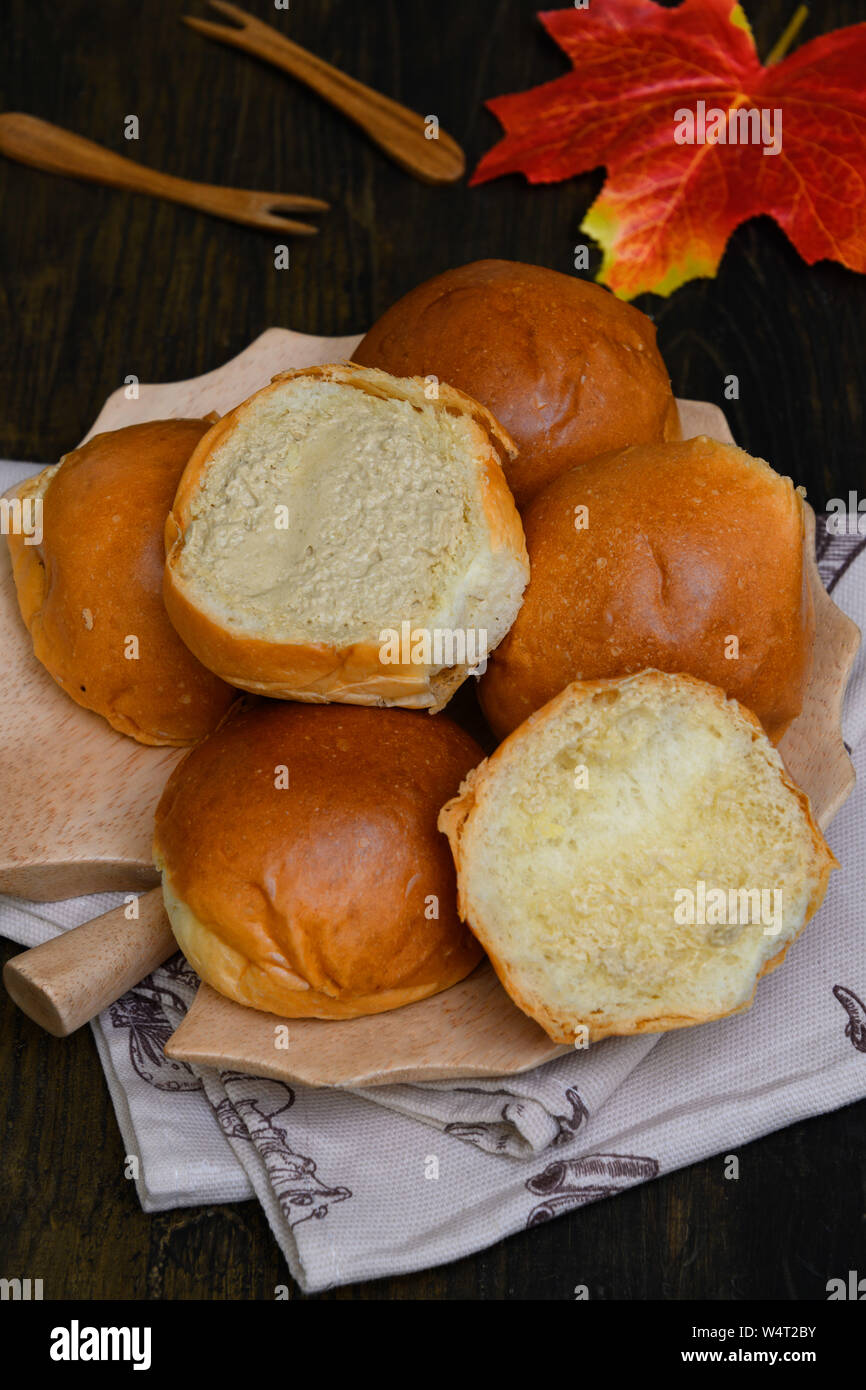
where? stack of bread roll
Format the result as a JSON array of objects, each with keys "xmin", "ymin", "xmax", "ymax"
[{"xmin": 7, "ymin": 260, "xmax": 837, "ymax": 1044}]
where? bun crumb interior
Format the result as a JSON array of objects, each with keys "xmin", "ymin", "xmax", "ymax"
[
  {"xmin": 163, "ymin": 364, "xmax": 528, "ymax": 710},
  {"xmin": 178, "ymin": 382, "xmax": 481, "ymax": 643},
  {"xmin": 440, "ymin": 671, "xmax": 837, "ymax": 1043}
]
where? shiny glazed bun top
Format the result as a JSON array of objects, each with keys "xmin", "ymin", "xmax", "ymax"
[
  {"xmin": 479, "ymin": 437, "xmax": 815, "ymax": 744},
  {"xmin": 153, "ymin": 701, "xmax": 485, "ymax": 1020},
  {"xmin": 6, "ymin": 418, "xmax": 237, "ymax": 746},
  {"xmin": 353, "ymin": 259, "xmax": 680, "ymax": 507}
]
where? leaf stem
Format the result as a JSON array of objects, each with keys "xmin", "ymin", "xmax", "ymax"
[{"xmin": 765, "ymin": 4, "xmax": 809, "ymax": 66}]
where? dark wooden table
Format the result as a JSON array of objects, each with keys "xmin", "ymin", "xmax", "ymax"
[{"xmin": 2, "ymin": 0, "xmax": 865, "ymax": 1300}]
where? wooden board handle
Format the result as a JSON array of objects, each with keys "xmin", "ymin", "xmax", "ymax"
[{"xmin": 2, "ymin": 887, "xmax": 175, "ymax": 1036}]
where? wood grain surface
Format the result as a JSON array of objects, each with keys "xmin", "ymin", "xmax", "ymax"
[{"xmin": 2, "ymin": 0, "xmax": 865, "ymax": 1301}]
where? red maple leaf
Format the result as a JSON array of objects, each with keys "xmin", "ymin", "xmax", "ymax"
[{"xmin": 471, "ymin": 0, "xmax": 866, "ymax": 299}]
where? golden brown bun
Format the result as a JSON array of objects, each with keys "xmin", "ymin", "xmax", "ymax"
[
  {"xmin": 162, "ymin": 362, "xmax": 528, "ymax": 711},
  {"xmin": 353, "ymin": 259, "xmax": 680, "ymax": 508},
  {"xmin": 153, "ymin": 702, "xmax": 485, "ymax": 1019},
  {"xmin": 479, "ymin": 437, "xmax": 814, "ymax": 744},
  {"xmin": 6, "ymin": 420, "xmax": 237, "ymax": 746},
  {"xmin": 441, "ymin": 671, "xmax": 837, "ymax": 1044}
]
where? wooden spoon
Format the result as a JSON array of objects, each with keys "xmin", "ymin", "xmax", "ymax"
[
  {"xmin": 0, "ymin": 112, "xmax": 328, "ymax": 234},
  {"xmin": 183, "ymin": 0, "xmax": 466, "ymax": 184}
]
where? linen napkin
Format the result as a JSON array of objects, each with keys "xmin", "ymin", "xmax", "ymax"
[{"xmin": 2, "ymin": 454, "xmax": 864, "ymax": 1293}]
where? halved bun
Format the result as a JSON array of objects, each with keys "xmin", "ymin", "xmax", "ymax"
[
  {"xmin": 353, "ymin": 259, "xmax": 680, "ymax": 507},
  {"xmin": 440, "ymin": 671, "xmax": 837, "ymax": 1044},
  {"xmin": 479, "ymin": 437, "xmax": 815, "ymax": 744},
  {"xmin": 153, "ymin": 701, "xmax": 485, "ymax": 1019},
  {"xmin": 163, "ymin": 363, "xmax": 528, "ymax": 712},
  {"xmin": 6, "ymin": 420, "xmax": 237, "ymax": 746}
]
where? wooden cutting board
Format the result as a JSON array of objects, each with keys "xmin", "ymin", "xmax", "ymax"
[
  {"xmin": 164, "ymin": 496, "xmax": 861, "ymax": 1087},
  {"xmin": 0, "ymin": 330, "xmax": 357, "ymax": 900},
  {"xmin": 0, "ymin": 332, "xmax": 859, "ymax": 1086}
]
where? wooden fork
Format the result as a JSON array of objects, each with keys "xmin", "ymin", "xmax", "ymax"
[
  {"xmin": 0, "ymin": 112, "xmax": 329, "ymax": 234},
  {"xmin": 183, "ymin": 0, "xmax": 466, "ymax": 184}
]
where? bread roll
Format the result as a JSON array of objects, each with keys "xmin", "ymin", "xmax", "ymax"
[
  {"xmin": 353, "ymin": 259, "xmax": 680, "ymax": 507},
  {"xmin": 162, "ymin": 363, "xmax": 528, "ymax": 712},
  {"xmin": 6, "ymin": 419, "xmax": 237, "ymax": 746},
  {"xmin": 440, "ymin": 671, "xmax": 837, "ymax": 1044},
  {"xmin": 153, "ymin": 701, "xmax": 485, "ymax": 1019},
  {"xmin": 480, "ymin": 437, "xmax": 814, "ymax": 744}
]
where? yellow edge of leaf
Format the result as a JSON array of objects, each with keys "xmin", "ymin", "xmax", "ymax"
[
  {"xmin": 729, "ymin": 4, "xmax": 755, "ymax": 44},
  {"xmin": 582, "ymin": 198, "xmax": 720, "ymax": 300}
]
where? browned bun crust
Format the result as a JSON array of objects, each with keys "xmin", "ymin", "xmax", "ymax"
[
  {"xmin": 6, "ymin": 420, "xmax": 237, "ymax": 746},
  {"xmin": 152, "ymin": 702, "xmax": 485, "ymax": 1019},
  {"xmin": 162, "ymin": 362, "xmax": 527, "ymax": 710},
  {"xmin": 353, "ymin": 259, "xmax": 679, "ymax": 508},
  {"xmin": 479, "ymin": 437, "xmax": 814, "ymax": 745}
]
